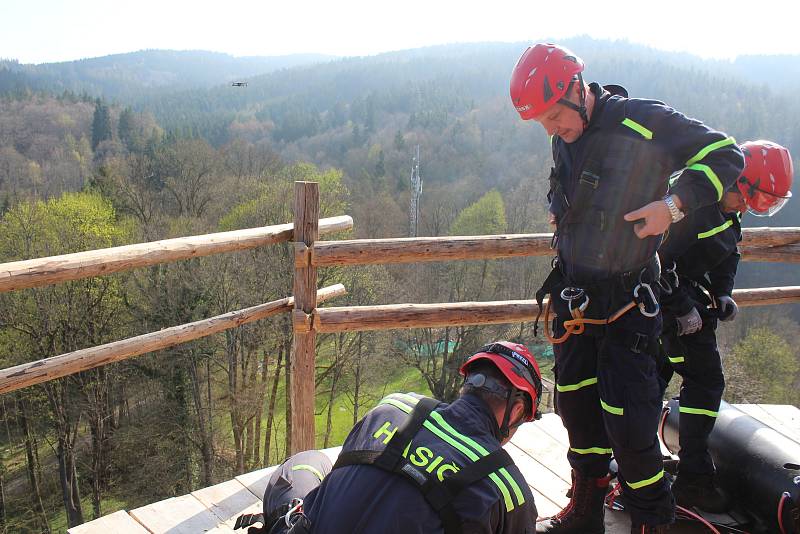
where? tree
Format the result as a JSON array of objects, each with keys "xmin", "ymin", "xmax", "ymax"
[
  {"xmin": 726, "ymin": 325, "xmax": 799, "ymax": 404},
  {"xmin": 0, "ymin": 146, "xmax": 30, "ymax": 200},
  {"xmin": 117, "ymin": 107, "xmax": 137, "ymax": 151},
  {"xmin": 399, "ymin": 190, "xmax": 513, "ymax": 401},
  {"xmin": 215, "ymin": 161, "xmax": 350, "ymax": 460},
  {"xmin": 15, "ymin": 393, "xmax": 50, "ymax": 533},
  {"xmin": 0, "ymin": 191, "xmax": 129, "ymax": 526},
  {"xmin": 91, "ymin": 99, "xmax": 112, "ymax": 151},
  {"xmin": 155, "ymin": 138, "xmax": 218, "ymax": 218},
  {"xmin": 96, "ymin": 152, "xmax": 163, "ymax": 230}
]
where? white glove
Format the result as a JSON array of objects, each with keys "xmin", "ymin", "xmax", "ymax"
[
  {"xmin": 717, "ymin": 295, "xmax": 738, "ymax": 322},
  {"xmin": 676, "ymin": 307, "xmax": 702, "ymax": 336}
]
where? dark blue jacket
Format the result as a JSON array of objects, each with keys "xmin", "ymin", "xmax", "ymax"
[
  {"xmin": 658, "ymin": 204, "xmax": 741, "ymax": 317},
  {"xmin": 549, "ymin": 83, "xmax": 744, "ymax": 282},
  {"xmin": 302, "ymin": 392, "xmax": 536, "ymax": 534}
]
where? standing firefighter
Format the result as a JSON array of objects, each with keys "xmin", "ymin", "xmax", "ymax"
[
  {"xmin": 658, "ymin": 140, "xmax": 793, "ymax": 512},
  {"xmin": 236, "ymin": 341, "xmax": 543, "ymax": 534},
  {"xmin": 510, "ymin": 43, "xmax": 744, "ymax": 534}
]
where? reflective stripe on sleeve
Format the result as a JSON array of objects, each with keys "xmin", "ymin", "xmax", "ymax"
[
  {"xmin": 697, "ymin": 220, "xmax": 733, "ymax": 239},
  {"xmin": 687, "ymin": 163, "xmax": 724, "ymax": 200},
  {"xmin": 686, "ymin": 137, "xmax": 737, "ymax": 167},
  {"xmin": 621, "ymin": 118, "xmax": 653, "ymax": 139}
]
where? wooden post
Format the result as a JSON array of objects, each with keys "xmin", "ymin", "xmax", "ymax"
[{"xmin": 290, "ymin": 182, "xmax": 320, "ymax": 453}]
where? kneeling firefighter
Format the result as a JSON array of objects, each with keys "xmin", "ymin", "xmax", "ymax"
[
  {"xmin": 236, "ymin": 341, "xmax": 543, "ymax": 534},
  {"xmin": 510, "ymin": 43, "xmax": 745, "ymax": 533},
  {"xmin": 657, "ymin": 140, "xmax": 793, "ymax": 513}
]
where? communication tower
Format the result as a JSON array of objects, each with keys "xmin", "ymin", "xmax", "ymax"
[{"xmin": 409, "ymin": 145, "xmax": 423, "ymax": 237}]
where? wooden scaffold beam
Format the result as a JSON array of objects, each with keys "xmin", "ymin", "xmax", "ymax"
[
  {"xmin": 312, "ymin": 286, "xmax": 800, "ymax": 334},
  {"xmin": 0, "ymin": 216, "xmax": 352, "ymax": 293},
  {"xmin": 0, "ymin": 284, "xmax": 346, "ymax": 395},
  {"xmin": 301, "ymin": 227, "xmax": 800, "ymax": 268}
]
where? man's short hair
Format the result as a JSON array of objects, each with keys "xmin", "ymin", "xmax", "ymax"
[{"xmin": 460, "ymin": 360, "xmax": 532, "ymax": 419}]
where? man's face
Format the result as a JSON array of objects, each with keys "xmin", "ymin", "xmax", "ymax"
[
  {"xmin": 722, "ymin": 190, "xmax": 747, "ymax": 214},
  {"xmin": 532, "ymin": 102, "xmax": 584, "ymax": 143}
]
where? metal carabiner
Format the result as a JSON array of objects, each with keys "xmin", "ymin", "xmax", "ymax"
[
  {"xmin": 560, "ymin": 286, "xmax": 585, "ymax": 302},
  {"xmin": 285, "ymin": 498, "xmax": 304, "ymax": 527},
  {"xmin": 561, "ymin": 287, "xmax": 589, "ymax": 316},
  {"xmin": 570, "ymin": 294, "xmax": 590, "ymax": 315},
  {"xmin": 633, "ymin": 282, "xmax": 660, "ymax": 318}
]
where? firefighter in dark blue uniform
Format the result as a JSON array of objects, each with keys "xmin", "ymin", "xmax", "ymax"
[
  {"xmin": 510, "ymin": 43, "xmax": 745, "ymax": 534},
  {"xmin": 236, "ymin": 341, "xmax": 544, "ymax": 534},
  {"xmin": 658, "ymin": 140, "xmax": 794, "ymax": 513}
]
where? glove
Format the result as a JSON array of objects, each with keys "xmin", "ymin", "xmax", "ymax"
[
  {"xmin": 676, "ymin": 307, "xmax": 702, "ymax": 336},
  {"xmin": 717, "ymin": 295, "xmax": 738, "ymax": 322}
]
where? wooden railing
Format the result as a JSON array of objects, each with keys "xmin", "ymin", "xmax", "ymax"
[
  {"xmin": 0, "ymin": 215, "xmax": 353, "ymax": 293},
  {"xmin": 0, "ymin": 181, "xmax": 798, "ymax": 454}
]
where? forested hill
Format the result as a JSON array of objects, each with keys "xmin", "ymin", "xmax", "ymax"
[
  {"xmin": 135, "ymin": 38, "xmax": 800, "ymax": 159},
  {"xmin": 134, "ymin": 39, "xmax": 800, "ymax": 222},
  {"xmin": 0, "ymin": 50, "xmax": 335, "ymax": 99},
  {"xmin": 2, "ymin": 38, "xmax": 798, "ymax": 219}
]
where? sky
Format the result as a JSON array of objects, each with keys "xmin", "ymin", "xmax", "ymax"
[{"xmin": 2, "ymin": 0, "xmax": 798, "ymax": 64}]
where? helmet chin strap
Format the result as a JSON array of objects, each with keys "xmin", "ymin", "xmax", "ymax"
[
  {"xmin": 499, "ymin": 387, "xmax": 524, "ymax": 440},
  {"xmin": 557, "ymin": 73, "xmax": 589, "ymax": 128}
]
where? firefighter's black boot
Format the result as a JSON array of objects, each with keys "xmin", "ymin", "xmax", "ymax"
[
  {"xmin": 536, "ymin": 471, "xmax": 609, "ymax": 533},
  {"xmin": 671, "ymin": 472, "xmax": 729, "ymax": 513}
]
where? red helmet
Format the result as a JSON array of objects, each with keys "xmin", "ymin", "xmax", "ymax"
[
  {"xmin": 510, "ymin": 43, "xmax": 585, "ymax": 120},
  {"xmin": 459, "ymin": 341, "xmax": 543, "ymax": 422},
  {"xmin": 738, "ymin": 140, "xmax": 793, "ymax": 217}
]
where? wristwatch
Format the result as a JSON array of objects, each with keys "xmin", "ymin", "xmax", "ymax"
[{"xmin": 663, "ymin": 194, "xmax": 684, "ymax": 223}]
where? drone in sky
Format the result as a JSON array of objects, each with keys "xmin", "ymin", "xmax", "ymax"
[{"xmin": 231, "ymin": 82, "xmax": 248, "ymax": 87}]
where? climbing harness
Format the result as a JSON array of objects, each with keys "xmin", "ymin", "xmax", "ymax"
[
  {"xmin": 332, "ymin": 396, "xmax": 516, "ymax": 534},
  {"xmin": 540, "ymin": 266, "xmax": 660, "ymax": 345}
]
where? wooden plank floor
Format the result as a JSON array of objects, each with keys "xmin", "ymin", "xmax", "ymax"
[
  {"xmin": 733, "ymin": 403, "xmax": 800, "ymax": 443},
  {"xmin": 69, "ymin": 414, "xmax": 639, "ymax": 533},
  {"xmin": 74, "ymin": 405, "xmax": 794, "ymax": 533}
]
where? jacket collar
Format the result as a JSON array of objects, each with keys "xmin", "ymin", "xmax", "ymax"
[{"xmin": 444, "ymin": 393, "xmax": 502, "ymax": 442}]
